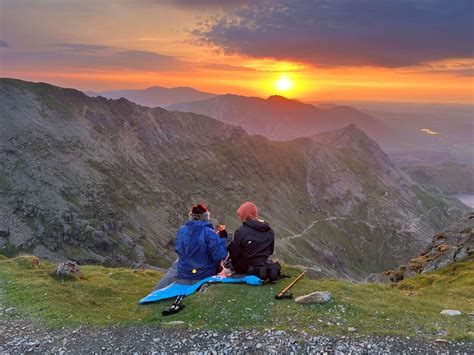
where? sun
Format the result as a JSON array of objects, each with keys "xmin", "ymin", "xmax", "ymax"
[{"xmin": 275, "ymin": 76, "xmax": 294, "ymax": 92}]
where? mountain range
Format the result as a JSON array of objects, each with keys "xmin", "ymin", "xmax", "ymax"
[
  {"xmin": 86, "ymin": 85, "xmax": 216, "ymax": 108},
  {"xmin": 0, "ymin": 78, "xmax": 467, "ymax": 279},
  {"xmin": 168, "ymin": 94, "xmax": 390, "ymax": 142},
  {"xmin": 85, "ymin": 84, "xmax": 473, "ymax": 166}
]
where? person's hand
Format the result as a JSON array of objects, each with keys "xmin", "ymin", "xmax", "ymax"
[
  {"xmin": 216, "ymin": 225, "xmax": 228, "ymax": 238},
  {"xmin": 218, "ymin": 229, "xmax": 228, "ymax": 238},
  {"xmin": 218, "ymin": 260, "xmax": 233, "ymax": 277}
]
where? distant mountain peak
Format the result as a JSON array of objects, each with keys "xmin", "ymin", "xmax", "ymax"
[
  {"xmin": 340, "ymin": 123, "xmax": 365, "ymax": 135},
  {"xmin": 267, "ymin": 94, "xmax": 289, "ymax": 101},
  {"xmin": 312, "ymin": 124, "xmax": 394, "ymax": 169},
  {"xmin": 266, "ymin": 95, "xmax": 303, "ymax": 105},
  {"xmin": 312, "ymin": 123, "xmax": 372, "ymax": 146}
]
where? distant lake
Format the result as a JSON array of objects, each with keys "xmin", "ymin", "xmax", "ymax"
[{"xmin": 457, "ymin": 193, "xmax": 474, "ymax": 208}]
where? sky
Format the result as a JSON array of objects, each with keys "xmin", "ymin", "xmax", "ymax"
[{"xmin": 0, "ymin": 0, "xmax": 473, "ymax": 103}]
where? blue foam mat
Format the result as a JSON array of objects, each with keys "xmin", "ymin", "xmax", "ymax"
[{"xmin": 139, "ymin": 275, "xmax": 263, "ymax": 304}]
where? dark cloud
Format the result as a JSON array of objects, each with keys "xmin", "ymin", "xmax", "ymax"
[
  {"xmin": 2, "ymin": 43, "xmax": 186, "ymax": 72},
  {"xmin": 0, "ymin": 40, "xmax": 9, "ymax": 48},
  {"xmin": 145, "ymin": 0, "xmax": 251, "ymax": 8},
  {"xmin": 191, "ymin": 0, "xmax": 474, "ymax": 67}
]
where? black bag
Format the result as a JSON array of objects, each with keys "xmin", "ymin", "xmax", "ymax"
[{"xmin": 247, "ymin": 260, "xmax": 281, "ymax": 283}]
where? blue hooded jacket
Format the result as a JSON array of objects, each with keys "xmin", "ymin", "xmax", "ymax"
[{"xmin": 175, "ymin": 220, "xmax": 228, "ymax": 280}]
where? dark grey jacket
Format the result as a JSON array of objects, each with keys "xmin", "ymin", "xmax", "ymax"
[{"xmin": 229, "ymin": 219, "xmax": 275, "ymax": 274}]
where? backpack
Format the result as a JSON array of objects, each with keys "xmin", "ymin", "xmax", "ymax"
[{"xmin": 247, "ymin": 260, "xmax": 282, "ymax": 283}]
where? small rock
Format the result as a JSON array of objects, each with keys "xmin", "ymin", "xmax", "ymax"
[
  {"xmin": 295, "ymin": 291, "xmax": 332, "ymax": 304},
  {"xmin": 435, "ymin": 338, "xmax": 448, "ymax": 344},
  {"xmin": 440, "ymin": 309, "xmax": 462, "ymax": 316},
  {"xmin": 164, "ymin": 320, "xmax": 185, "ymax": 325},
  {"xmin": 348, "ymin": 327, "xmax": 357, "ymax": 333},
  {"xmin": 56, "ymin": 261, "xmax": 83, "ymax": 278}
]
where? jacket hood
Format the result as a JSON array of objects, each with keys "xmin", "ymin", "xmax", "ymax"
[
  {"xmin": 186, "ymin": 220, "xmax": 213, "ymax": 228},
  {"xmin": 244, "ymin": 219, "xmax": 271, "ymax": 232}
]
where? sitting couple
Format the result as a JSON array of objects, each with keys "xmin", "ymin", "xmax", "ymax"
[{"xmin": 155, "ymin": 202, "xmax": 277, "ymax": 290}]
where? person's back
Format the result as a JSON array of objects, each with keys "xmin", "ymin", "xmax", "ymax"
[
  {"xmin": 176, "ymin": 204, "xmax": 227, "ymax": 280},
  {"xmin": 229, "ymin": 202, "xmax": 275, "ymax": 274}
]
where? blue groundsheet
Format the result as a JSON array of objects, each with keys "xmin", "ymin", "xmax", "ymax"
[{"xmin": 139, "ymin": 275, "xmax": 263, "ymax": 304}]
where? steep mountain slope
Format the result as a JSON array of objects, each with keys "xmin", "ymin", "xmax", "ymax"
[
  {"xmin": 402, "ymin": 162, "xmax": 474, "ymax": 196},
  {"xmin": 0, "ymin": 79, "xmax": 466, "ymax": 279},
  {"xmin": 87, "ymin": 85, "xmax": 216, "ymax": 108},
  {"xmin": 167, "ymin": 94, "xmax": 390, "ymax": 142}
]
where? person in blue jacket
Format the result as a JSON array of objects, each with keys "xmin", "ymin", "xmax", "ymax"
[
  {"xmin": 154, "ymin": 203, "xmax": 228, "ymax": 289},
  {"xmin": 175, "ymin": 203, "xmax": 228, "ymax": 280}
]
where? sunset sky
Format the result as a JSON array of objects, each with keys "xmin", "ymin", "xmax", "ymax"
[{"xmin": 0, "ymin": 0, "xmax": 472, "ymax": 103}]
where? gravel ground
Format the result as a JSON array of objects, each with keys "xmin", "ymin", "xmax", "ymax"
[{"xmin": 1, "ymin": 316, "xmax": 472, "ymax": 354}]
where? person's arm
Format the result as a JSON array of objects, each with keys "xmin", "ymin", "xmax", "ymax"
[
  {"xmin": 228, "ymin": 228, "xmax": 242, "ymax": 261},
  {"xmin": 269, "ymin": 228, "xmax": 275, "ymax": 255},
  {"xmin": 206, "ymin": 228, "xmax": 228, "ymax": 262},
  {"xmin": 175, "ymin": 226, "xmax": 185, "ymax": 256}
]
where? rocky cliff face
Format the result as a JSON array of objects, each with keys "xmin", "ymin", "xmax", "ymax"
[{"xmin": 0, "ymin": 79, "xmax": 466, "ymax": 278}]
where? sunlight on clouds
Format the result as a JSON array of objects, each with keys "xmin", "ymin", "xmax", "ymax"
[{"xmin": 241, "ymin": 59, "xmax": 306, "ymax": 72}]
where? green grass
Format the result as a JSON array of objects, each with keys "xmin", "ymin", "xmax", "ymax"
[{"xmin": 0, "ymin": 255, "xmax": 473, "ymax": 339}]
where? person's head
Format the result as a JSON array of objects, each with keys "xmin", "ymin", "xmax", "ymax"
[
  {"xmin": 189, "ymin": 203, "xmax": 211, "ymax": 221},
  {"xmin": 237, "ymin": 202, "xmax": 258, "ymax": 221}
]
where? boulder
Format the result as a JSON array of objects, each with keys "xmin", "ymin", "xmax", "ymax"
[
  {"xmin": 295, "ymin": 291, "xmax": 332, "ymax": 304},
  {"xmin": 454, "ymin": 247, "xmax": 469, "ymax": 262},
  {"xmin": 56, "ymin": 260, "xmax": 83, "ymax": 279},
  {"xmin": 440, "ymin": 309, "xmax": 462, "ymax": 316},
  {"xmin": 364, "ymin": 273, "xmax": 391, "ymax": 283}
]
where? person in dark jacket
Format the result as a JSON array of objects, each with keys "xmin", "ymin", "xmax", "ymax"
[
  {"xmin": 229, "ymin": 202, "xmax": 275, "ymax": 274},
  {"xmin": 175, "ymin": 204, "xmax": 228, "ymax": 280}
]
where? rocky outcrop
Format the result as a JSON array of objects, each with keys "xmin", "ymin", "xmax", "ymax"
[{"xmin": 378, "ymin": 213, "xmax": 473, "ymax": 282}]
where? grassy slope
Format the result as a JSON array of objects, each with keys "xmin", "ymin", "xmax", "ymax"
[{"xmin": 0, "ymin": 255, "xmax": 472, "ymax": 340}]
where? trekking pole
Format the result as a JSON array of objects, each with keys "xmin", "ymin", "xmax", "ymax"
[
  {"xmin": 162, "ymin": 294, "xmax": 185, "ymax": 316},
  {"xmin": 275, "ymin": 270, "xmax": 306, "ymax": 300}
]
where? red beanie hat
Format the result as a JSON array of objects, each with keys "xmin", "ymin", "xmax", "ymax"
[
  {"xmin": 191, "ymin": 204, "xmax": 208, "ymax": 215},
  {"xmin": 237, "ymin": 202, "xmax": 258, "ymax": 221}
]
